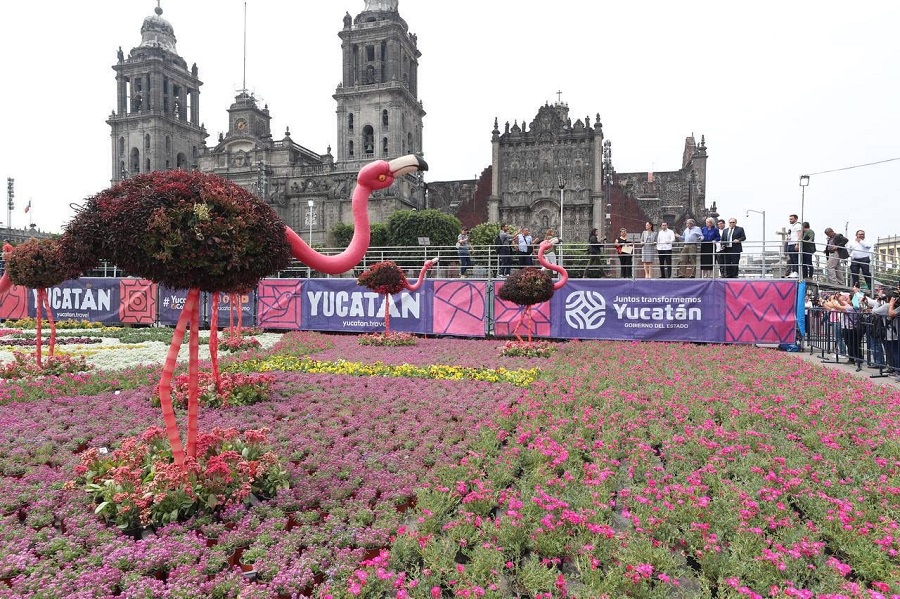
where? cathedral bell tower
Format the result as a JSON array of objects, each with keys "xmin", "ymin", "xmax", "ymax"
[
  {"xmin": 334, "ymin": 0, "xmax": 425, "ymax": 168},
  {"xmin": 108, "ymin": 4, "xmax": 207, "ymax": 184}
]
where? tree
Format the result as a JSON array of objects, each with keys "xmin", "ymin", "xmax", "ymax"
[
  {"xmin": 387, "ymin": 209, "xmax": 461, "ymax": 247},
  {"xmin": 330, "ymin": 222, "xmax": 390, "ymax": 248}
]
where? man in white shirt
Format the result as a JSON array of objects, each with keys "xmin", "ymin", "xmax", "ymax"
[
  {"xmin": 785, "ymin": 214, "xmax": 802, "ymax": 278},
  {"xmin": 847, "ymin": 229, "xmax": 874, "ymax": 290},
  {"xmin": 655, "ymin": 222, "xmax": 676, "ymax": 278}
]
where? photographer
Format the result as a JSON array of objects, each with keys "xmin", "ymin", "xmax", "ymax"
[
  {"xmin": 823, "ymin": 292, "xmax": 863, "ymax": 370},
  {"xmin": 871, "ymin": 286, "xmax": 900, "ymax": 374}
]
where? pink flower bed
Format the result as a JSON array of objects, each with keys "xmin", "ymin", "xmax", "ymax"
[
  {"xmin": 2, "ymin": 332, "xmax": 899, "ymax": 597},
  {"xmin": 0, "ymin": 351, "xmax": 523, "ymax": 597}
]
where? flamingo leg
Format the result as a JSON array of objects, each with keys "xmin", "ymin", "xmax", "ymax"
[
  {"xmin": 157, "ymin": 288, "xmax": 199, "ymax": 468},
  {"xmin": 235, "ymin": 293, "xmax": 243, "ymax": 338},
  {"xmin": 185, "ymin": 293, "xmax": 201, "ymax": 459},
  {"xmin": 383, "ymin": 293, "xmax": 391, "ymax": 334},
  {"xmin": 523, "ymin": 305, "xmax": 534, "ymax": 343},
  {"xmin": 512, "ymin": 306, "xmax": 526, "ymax": 343},
  {"xmin": 35, "ymin": 289, "xmax": 44, "ymax": 369},
  {"xmin": 210, "ymin": 293, "xmax": 220, "ymax": 391},
  {"xmin": 42, "ymin": 290, "xmax": 56, "ymax": 357}
]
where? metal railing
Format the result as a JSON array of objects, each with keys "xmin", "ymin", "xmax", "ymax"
[{"xmin": 62, "ymin": 240, "xmax": 896, "ymax": 286}]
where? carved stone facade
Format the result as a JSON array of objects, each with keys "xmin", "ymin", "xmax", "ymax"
[{"xmin": 489, "ymin": 102, "xmax": 710, "ymax": 243}]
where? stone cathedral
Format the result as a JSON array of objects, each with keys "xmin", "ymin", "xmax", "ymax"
[{"xmin": 109, "ymin": 1, "xmax": 711, "ymax": 246}]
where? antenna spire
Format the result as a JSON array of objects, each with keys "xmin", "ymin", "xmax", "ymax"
[{"xmin": 242, "ymin": 2, "xmax": 248, "ymax": 93}]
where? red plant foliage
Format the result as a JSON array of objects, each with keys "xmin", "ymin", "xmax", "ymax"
[
  {"xmin": 356, "ymin": 261, "xmax": 409, "ymax": 295},
  {"xmin": 60, "ymin": 170, "xmax": 292, "ymax": 293}
]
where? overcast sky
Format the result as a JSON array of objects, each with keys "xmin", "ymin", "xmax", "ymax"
[{"xmin": 2, "ymin": 0, "xmax": 898, "ymax": 249}]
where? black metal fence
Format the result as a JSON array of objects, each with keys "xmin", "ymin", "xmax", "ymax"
[{"xmin": 804, "ymin": 307, "xmax": 900, "ymax": 379}]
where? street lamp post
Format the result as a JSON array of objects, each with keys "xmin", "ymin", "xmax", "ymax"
[
  {"xmin": 557, "ymin": 174, "xmax": 566, "ymax": 267},
  {"xmin": 799, "ymin": 175, "xmax": 810, "ymax": 225},
  {"xmin": 746, "ymin": 209, "xmax": 767, "ymax": 277}
]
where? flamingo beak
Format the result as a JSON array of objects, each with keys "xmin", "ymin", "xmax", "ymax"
[{"xmin": 388, "ymin": 154, "xmax": 428, "ymax": 178}]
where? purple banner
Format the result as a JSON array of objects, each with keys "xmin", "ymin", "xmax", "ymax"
[
  {"xmin": 157, "ymin": 286, "xmax": 191, "ymax": 326},
  {"xmin": 550, "ymin": 279, "xmax": 725, "ymax": 342},
  {"xmin": 302, "ymin": 279, "xmax": 432, "ymax": 334},
  {"xmin": 30, "ymin": 278, "xmax": 120, "ymax": 323}
]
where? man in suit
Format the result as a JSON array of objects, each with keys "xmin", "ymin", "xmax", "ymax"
[{"xmin": 721, "ymin": 217, "xmax": 746, "ymax": 278}]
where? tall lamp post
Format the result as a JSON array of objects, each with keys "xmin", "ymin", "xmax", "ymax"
[
  {"xmin": 799, "ymin": 175, "xmax": 810, "ymax": 225},
  {"xmin": 746, "ymin": 209, "xmax": 767, "ymax": 277},
  {"xmin": 307, "ymin": 199, "xmax": 315, "ymax": 244},
  {"xmin": 557, "ymin": 174, "xmax": 566, "ymax": 266}
]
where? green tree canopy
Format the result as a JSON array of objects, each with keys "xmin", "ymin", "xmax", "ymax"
[{"xmin": 386, "ymin": 209, "xmax": 461, "ymax": 247}]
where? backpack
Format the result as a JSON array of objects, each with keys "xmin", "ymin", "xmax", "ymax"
[{"xmin": 494, "ymin": 233, "xmax": 504, "ymax": 252}]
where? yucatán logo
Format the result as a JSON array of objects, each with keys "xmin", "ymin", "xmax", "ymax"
[{"xmin": 564, "ymin": 290, "xmax": 606, "ymax": 329}]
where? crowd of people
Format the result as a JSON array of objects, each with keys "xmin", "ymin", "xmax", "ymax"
[
  {"xmin": 465, "ymin": 215, "xmax": 882, "ymax": 287},
  {"xmin": 813, "ymin": 283, "xmax": 900, "ymax": 378}
]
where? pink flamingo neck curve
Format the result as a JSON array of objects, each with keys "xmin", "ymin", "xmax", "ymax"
[
  {"xmin": 403, "ymin": 258, "xmax": 439, "ymax": 292},
  {"xmin": 537, "ymin": 239, "xmax": 568, "ymax": 290},
  {"xmin": 284, "ymin": 154, "xmax": 428, "ymax": 274}
]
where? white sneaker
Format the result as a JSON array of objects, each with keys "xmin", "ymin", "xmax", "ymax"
[{"xmin": 787, "ymin": 272, "xmax": 799, "ymax": 278}]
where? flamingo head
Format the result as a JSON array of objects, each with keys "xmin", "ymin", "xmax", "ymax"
[
  {"xmin": 425, "ymin": 257, "xmax": 439, "ymax": 269},
  {"xmin": 539, "ymin": 240, "xmax": 556, "ymax": 253},
  {"xmin": 358, "ymin": 154, "xmax": 429, "ymax": 191}
]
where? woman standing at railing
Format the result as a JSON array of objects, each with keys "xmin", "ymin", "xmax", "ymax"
[
  {"xmin": 640, "ymin": 221, "xmax": 656, "ymax": 279},
  {"xmin": 456, "ymin": 227, "xmax": 472, "ymax": 277},
  {"xmin": 699, "ymin": 217, "xmax": 720, "ymax": 279},
  {"xmin": 614, "ymin": 228, "xmax": 634, "ymax": 279}
]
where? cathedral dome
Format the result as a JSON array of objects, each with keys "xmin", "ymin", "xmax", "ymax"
[{"xmin": 139, "ymin": 6, "xmax": 177, "ymax": 53}]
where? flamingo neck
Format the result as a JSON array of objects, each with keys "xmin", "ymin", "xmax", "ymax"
[
  {"xmin": 403, "ymin": 260, "xmax": 434, "ymax": 292},
  {"xmin": 537, "ymin": 244, "xmax": 569, "ymax": 290},
  {"xmin": 285, "ymin": 182, "xmax": 374, "ymax": 275}
]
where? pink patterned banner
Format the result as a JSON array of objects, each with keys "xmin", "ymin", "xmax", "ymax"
[{"xmin": 724, "ymin": 280, "xmax": 796, "ymax": 343}]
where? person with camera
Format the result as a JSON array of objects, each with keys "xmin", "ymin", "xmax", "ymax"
[
  {"xmin": 870, "ymin": 286, "xmax": 900, "ymax": 374},
  {"xmin": 823, "ymin": 227, "xmax": 849, "ymax": 286},
  {"xmin": 823, "ymin": 292, "xmax": 864, "ymax": 371}
]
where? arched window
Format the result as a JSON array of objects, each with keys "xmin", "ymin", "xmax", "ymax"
[
  {"xmin": 382, "ymin": 137, "xmax": 389, "ymax": 156},
  {"xmin": 130, "ymin": 148, "xmax": 140, "ymax": 174},
  {"xmin": 382, "ymin": 110, "xmax": 389, "ymax": 128},
  {"xmin": 144, "ymin": 158, "xmax": 151, "ymax": 173},
  {"xmin": 363, "ymin": 125, "xmax": 374, "ymax": 155},
  {"xmin": 119, "ymin": 137, "xmax": 125, "ymax": 156},
  {"xmin": 119, "ymin": 161, "xmax": 127, "ymax": 179},
  {"xmin": 348, "ymin": 113, "xmax": 354, "ymax": 132},
  {"xmin": 348, "ymin": 140, "xmax": 354, "ymax": 158},
  {"xmin": 407, "ymin": 132, "xmax": 413, "ymax": 153},
  {"xmin": 176, "ymin": 153, "xmax": 187, "ymax": 169},
  {"xmin": 165, "ymin": 136, "xmax": 171, "ymax": 152},
  {"xmin": 144, "ymin": 134, "xmax": 151, "ymax": 151}
]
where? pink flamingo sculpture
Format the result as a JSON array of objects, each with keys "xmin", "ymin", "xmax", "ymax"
[
  {"xmin": 0, "ymin": 155, "xmax": 427, "ymax": 468},
  {"xmin": 497, "ymin": 239, "xmax": 568, "ymax": 341},
  {"xmin": 356, "ymin": 258, "xmax": 438, "ymax": 335},
  {"xmin": 1, "ymin": 238, "xmax": 76, "ymax": 368}
]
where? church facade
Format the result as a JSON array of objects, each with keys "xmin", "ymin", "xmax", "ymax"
[{"xmin": 110, "ymin": 1, "xmax": 711, "ymax": 246}]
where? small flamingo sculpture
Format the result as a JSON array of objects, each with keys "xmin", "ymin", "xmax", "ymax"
[{"xmin": 497, "ymin": 239, "xmax": 568, "ymax": 341}]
